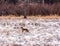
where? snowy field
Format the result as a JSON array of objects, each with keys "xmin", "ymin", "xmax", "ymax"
[{"xmin": 0, "ymin": 18, "xmax": 60, "ymax": 46}]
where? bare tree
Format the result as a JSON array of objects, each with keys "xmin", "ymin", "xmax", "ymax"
[
  {"xmin": 42, "ymin": 0, "xmax": 44, "ymax": 6},
  {"xmin": 23, "ymin": 0, "xmax": 29, "ymax": 19},
  {"xmin": 23, "ymin": 0, "xmax": 28, "ymax": 19}
]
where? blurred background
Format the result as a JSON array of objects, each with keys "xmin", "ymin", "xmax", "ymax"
[{"xmin": 0, "ymin": 0, "xmax": 60, "ymax": 16}]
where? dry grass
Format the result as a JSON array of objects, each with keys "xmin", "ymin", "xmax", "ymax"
[
  {"xmin": 27, "ymin": 15, "xmax": 60, "ymax": 19},
  {"xmin": 0, "ymin": 15, "xmax": 60, "ymax": 19}
]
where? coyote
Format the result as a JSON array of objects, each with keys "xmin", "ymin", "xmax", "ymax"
[{"xmin": 21, "ymin": 27, "xmax": 29, "ymax": 32}]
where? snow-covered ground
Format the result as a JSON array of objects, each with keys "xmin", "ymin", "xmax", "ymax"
[{"xmin": 0, "ymin": 18, "xmax": 60, "ymax": 46}]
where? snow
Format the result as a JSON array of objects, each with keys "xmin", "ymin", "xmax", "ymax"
[{"xmin": 0, "ymin": 18, "xmax": 60, "ymax": 46}]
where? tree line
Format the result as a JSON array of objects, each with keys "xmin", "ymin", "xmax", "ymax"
[
  {"xmin": 0, "ymin": 0, "xmax": 60, "ymax": 18},
  {"xmin": 0, "ymin": 0, "xmax": 60, "ymax": 4}
]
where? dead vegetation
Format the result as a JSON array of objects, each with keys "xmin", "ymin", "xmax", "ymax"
[{"xmin": 0, "ymin": 15, "xmax": 60, "ymax": 19}]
